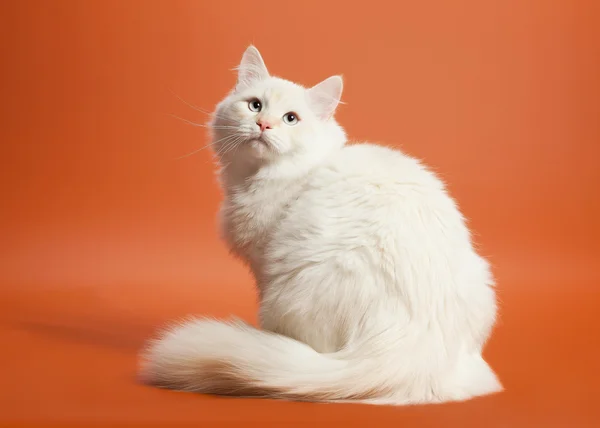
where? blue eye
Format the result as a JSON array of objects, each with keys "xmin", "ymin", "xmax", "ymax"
[
  {"xmin": 283, "ymin": 112, "xmax": 299, "ymax": 125},
  {"xmin": 248, "ymin": 99, "xmax": 262, "ymax": 112}
]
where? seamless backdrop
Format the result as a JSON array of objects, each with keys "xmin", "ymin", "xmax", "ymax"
[{"xmin": 1, "ymin": 1, "xmax": 599, "ymax": 426}]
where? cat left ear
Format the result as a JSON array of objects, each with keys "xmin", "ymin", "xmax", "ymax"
[
  {"xmin": 235, "ymin": 45, "xmax": 270, "ymax": 92},
  {"xmin": 307, "ymin": 75, "xmax": 343, "ymax": 120}
]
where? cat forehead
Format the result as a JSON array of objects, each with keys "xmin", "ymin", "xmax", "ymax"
[{"xmin": 252, "ymin": 78, "xmax": 306, "ymax": 102}]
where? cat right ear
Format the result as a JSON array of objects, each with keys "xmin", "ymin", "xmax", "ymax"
[
  {"xmin": 235, "ymin": 46, "xmax": 270, "ymax": 92},
  {"xmin": 307, "ymin": 76, "xmax": 343, "ymax": 120}
]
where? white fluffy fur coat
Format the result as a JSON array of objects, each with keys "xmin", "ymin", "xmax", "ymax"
[{"xmin": 140, "ymin": 46, "xmax": 502, "ymax": 405}]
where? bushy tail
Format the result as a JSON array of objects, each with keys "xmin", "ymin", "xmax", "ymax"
[{"xmin": 139, "ymin": 318, "xmax": 501, "ymax": 404}]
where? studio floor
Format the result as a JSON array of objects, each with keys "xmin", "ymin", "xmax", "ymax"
[{"xmin": 2, "ymin": 264, "xmax": 599, "ymax": 427}]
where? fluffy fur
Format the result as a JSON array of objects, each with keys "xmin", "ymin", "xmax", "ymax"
[{"xmin": 140, "ymin": 46, "xmax": 502, "ymax": 405}]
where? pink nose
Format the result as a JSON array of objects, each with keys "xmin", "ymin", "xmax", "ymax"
[{"xmin": 257, "ymin": 120, "xmax": 272, "ymax": 132}]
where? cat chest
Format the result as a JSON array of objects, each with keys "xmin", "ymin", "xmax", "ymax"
[
  {"xmin": 221, "ymin": 192, "xmax": 288, "ymax": 258},
  {"xmin": 221, "ymin": 179, "xmax": 306, "ymax": 265}
]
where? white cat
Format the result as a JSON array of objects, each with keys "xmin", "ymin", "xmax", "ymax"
[{"xmin": 140, "ymin": 46, "xmax": 502, "ymax": 405}]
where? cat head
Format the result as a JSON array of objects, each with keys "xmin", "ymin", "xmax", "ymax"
[{"xmin": 210, "ymin": 46, "xmax": 346, "ymax": 171}]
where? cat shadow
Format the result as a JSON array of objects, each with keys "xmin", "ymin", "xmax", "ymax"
[{"xmin": 13, "ymin": 319, "xmax": 155, "ymax": 352}]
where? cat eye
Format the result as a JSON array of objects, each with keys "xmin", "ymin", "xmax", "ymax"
[
  {"xmin": 248, "ymin": 99, "xmax": 262, "ymax": 112},
  {"xmin": 283, "ymin": 112, "xmax": 299, "ymax": 125}
]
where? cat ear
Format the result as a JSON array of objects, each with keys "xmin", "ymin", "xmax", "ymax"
[
  {"xmin": 235, "ymin": 46, "xmax": 269, "ymax": 92},
  {"xmin": 307, "ymin": 75, "xmax": 343, "ymax": 120}
]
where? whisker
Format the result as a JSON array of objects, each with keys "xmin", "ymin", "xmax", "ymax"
[
  {"xmin": 218, "ymin": 135, "xmax": 245, "ymax": 158},
  {"xmin": 168, "ymin": 114, "xmax": 210, "ymax": 128},
  {"xmin": 169, "ymin": 90, "xmax": 214, "ymax": 116},
  {"xmin": 218, "ymin": 138, "xmax": 240, "ymax": 157},
  {"xmin": 266, "ymin": 134, "xmax": 285, "ymax": 153},
  {"xmin": 168, "ymin": 114, "xmax": 238, "ymax": 129},
  {"xmin": 174, "ymin": 144, "xmax": 213, "ymax": 160},
  {"xmin": 174, "ymin": 133, "xmax": 243, "ymax": 160},
  {"xmin": 169, "ymin": 90, "xmax": 233, "ymax": 122},
  {"xmin": 228, "ymin": 135, "xmax": 247, "ymax": 159}
]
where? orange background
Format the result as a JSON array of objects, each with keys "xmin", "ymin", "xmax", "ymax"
[{"xmin": 1, "ymin": 1, "xmax": 599, "ymax": 426}]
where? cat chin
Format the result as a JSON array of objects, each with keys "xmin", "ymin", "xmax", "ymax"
[{"xmin": 249, "ymin": 139, "xmax": 278, "ymax": 159}]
